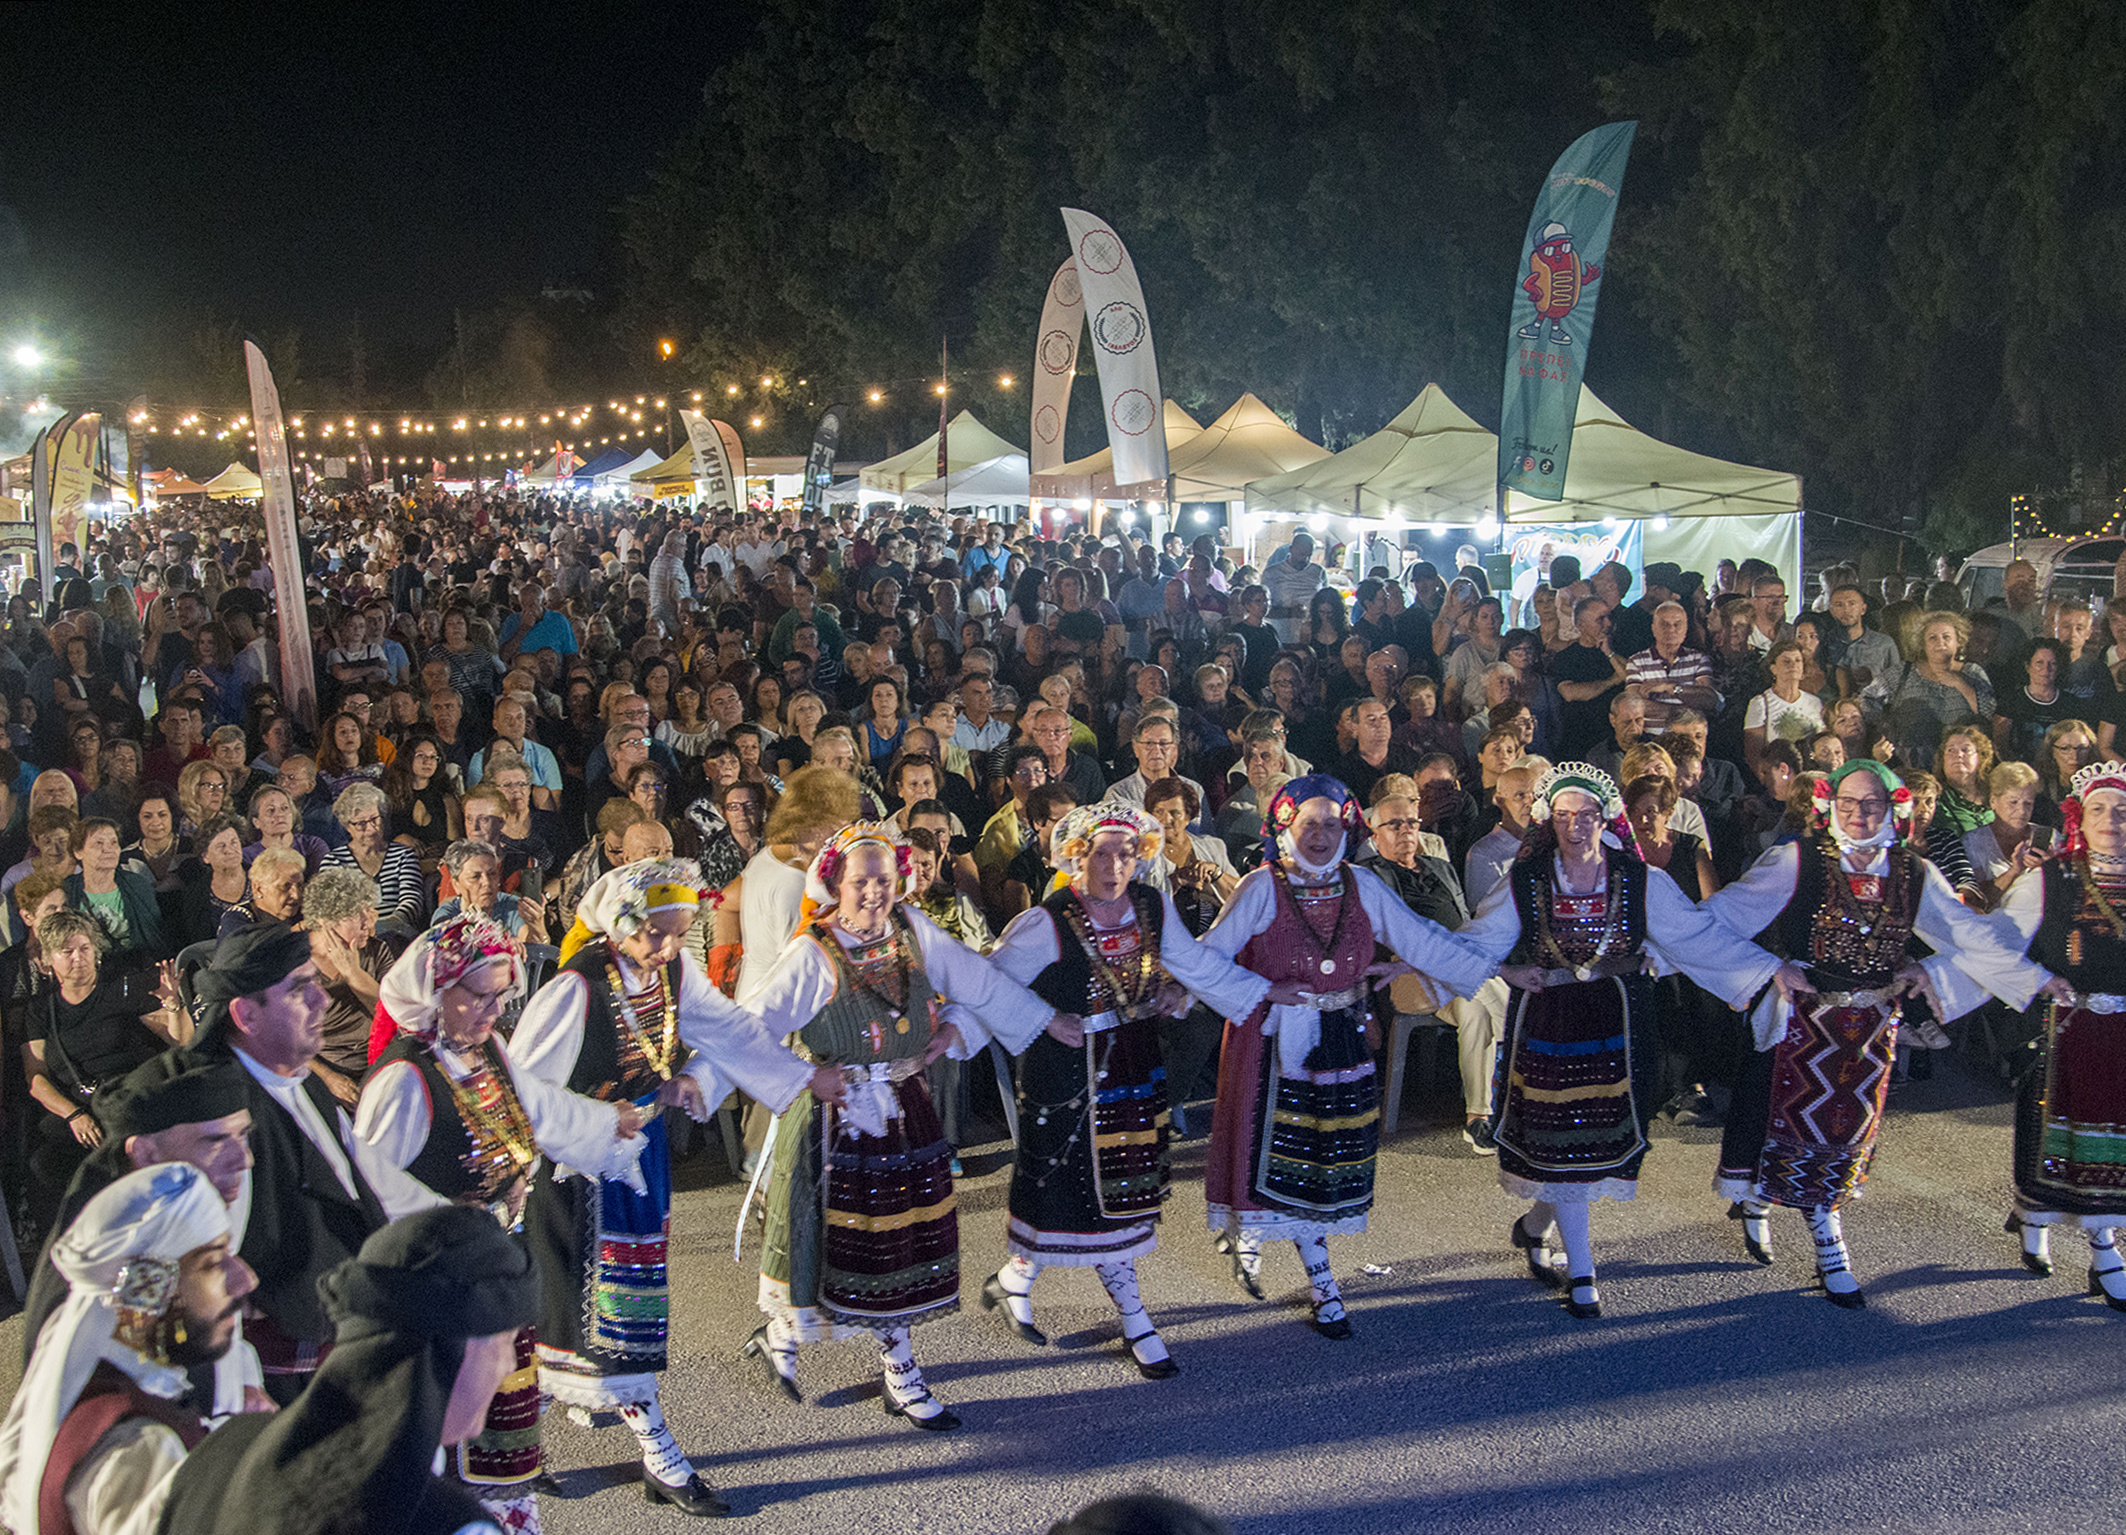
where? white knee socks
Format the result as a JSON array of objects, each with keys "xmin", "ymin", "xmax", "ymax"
[
  {"xmin": 1554, "ymin": 1203, "xmax": 1595, "ymax": 1284},
  {"xmin": 1234, "ymin": 1231, "xmax": 1263, "ymax": 1279},
  {"xmin": 997, "ymin": 1254, "xmax": 1040, "ymax": 1325},
  {"xmin": 619, "ymin": 1397, "xmax": 692, "ymax": 1485},
  {"xmin": 1809, "ymin": 1206, "xmax": 1860, "ymax": 1295},
  {"xmin": 1295, "ymin": 1236, "xmax": 1343, "ymax": 1324},
  {"xmin": 1095, "ymin": 1257, "xmax": 1167, "ymax": 1363},
  {"xmin": 876, "ymin": 1327, "xmax": 946, "ymax": 1420}
]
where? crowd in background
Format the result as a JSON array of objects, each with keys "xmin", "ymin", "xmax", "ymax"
[{"xmin": 4, "ymin": 481, "xmax": 2122, "ymax": 1245}]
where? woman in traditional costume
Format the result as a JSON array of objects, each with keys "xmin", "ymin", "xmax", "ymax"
[
  {"xmin": 1197, "ymin": 775, "xmax": 1494, "ymax": 1339},
  {"xmin": 350, "ymin": 914, "xmax": 653, "ymax": 1535},
  {"xmin": 735, "ymin": 822, "xmax": 1072, "ymax": 1431},
  {"xmin": 959, "ymin": 801, "xmax": 1276, "ymax": 1379},
  {"xmin": 511, "ymin": 861, "xmax": 837, "ymax": 1517},
  {"xmin": 1703, "ymin": 759, "xmax": 2062, "ymax": 1308},
  {"xmin": 1458, "ymin": 763, "xmax": 1797, "ymax": 1320},
  {"xmin": 1951, "ymin": 761, "xmax": 2126, "ymax": 1305}
]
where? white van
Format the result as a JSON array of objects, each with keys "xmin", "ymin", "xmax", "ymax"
[{"xmin": 1956, "ymin": 537, "xmax": 2123, "ymax": 610}]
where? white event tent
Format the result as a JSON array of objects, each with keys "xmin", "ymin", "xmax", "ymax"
[
  {"xmin": 1160, "ymin": 393, "xmax": 1325, "ymax": 502},
  {"xmin": 1244, "ymin": 383, "xmax": 1495, "ymax": 524},
  {"xmin": 860, "ymin": 411, "xmax": 1024, "ymax": 496},
  {"xmin": 201, "ymin": 463, "xmax": 262, "ymax": 500},
  {"xmin": 1032, "ymin": 399, "xmax": 1203, "ymax": 502},
  {"xmin": 905, "ymin": 452, "xmax": 1032, "ymax": 508}
]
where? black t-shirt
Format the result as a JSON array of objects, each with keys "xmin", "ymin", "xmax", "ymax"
[
  {"xmin": 1551, "ymin": 643, "xmax": 1624, "ymax": 757},
  {"xmin": 30, "ymin": 972, "xmax": 165, "ymax": 1097},
  {"xmin": 1054, "ymin": 607, "xmax": 1105, "ymax": 651},
  {"xmin": 1995, "ymin": 685, "xmax": 2081, "ymax": 766},
  {"xmin": 1610, "ymin": 603, "xmax": 1656, "ymax": 660},
  {"xmin": 1334, "ymin": 745, "xmax": 1419, "ymax": 809}
]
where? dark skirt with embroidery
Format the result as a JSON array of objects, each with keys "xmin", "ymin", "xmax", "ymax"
[
  {"xmin": 527, "ymin": 1105, "xmax": 672, "ymax": 1407},
  {"xmin": 760, "ymin": 1079, "xmax": 960, "ymax": 1338},
  {"xmin": 1492, "ymin": 974, "xmax": 1656, "ymax": 1202},
  {"xmin": 2015, "ymin": 1001, "xmax": 2126, "ymax": 1220},
  {"xmin": 1207, "ymin": 1002, "xmax": 1379, "ymax": 1238},
  {"xmin": 456, "ymin": 1327, "xmax": 541, "ymax": 1510},
  {"xmin": 1007, "ymin": 1020, "xmax": 1168, "ymax": 1265},
  {"xmin": 1718, "ymin": 995, "xmax": 1899, "ymax": 1211}
]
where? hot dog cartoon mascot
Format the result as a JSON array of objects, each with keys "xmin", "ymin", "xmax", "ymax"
[{"xmin": 1518, "ymin": 222, "xmax": 1600, "ymax": 347}]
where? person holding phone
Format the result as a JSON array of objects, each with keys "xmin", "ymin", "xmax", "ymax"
[{"xmin": 1965, "ymin": 761, "xmax": 2049, "ymax": 909}]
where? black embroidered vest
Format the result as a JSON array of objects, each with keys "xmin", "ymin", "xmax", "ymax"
[
  {"xmin": 1030, "ymin": 883, "xmax": 1166, "ymax": 1018},
  {"xmin": 556, "ymin": 942, "xmax": 682, "ymax": 1102}
]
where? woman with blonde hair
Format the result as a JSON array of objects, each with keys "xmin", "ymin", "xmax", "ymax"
[
  {"xmin": 1933, "ymin": 725, "xmax": 1997, "ymax": 840},
  {"xmin": 1965, "ymin": 760, "xmax": 2048, "ymax": 907},
  {"xmin": 174, "ymin": 758, "xmax": 231, "ymax": 843},
  {"xmin": 1878, "ymin": 609, "xmax": 1994, "ymax": 769}
]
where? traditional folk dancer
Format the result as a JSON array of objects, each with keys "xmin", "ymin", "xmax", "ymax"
[
  {"xmin": 512, "ymin": 862, "xmax": 835, "ymax": 1517},
  {"xmin": 735, "ymin": 823, "xmax": 1073, "ymax": 1431},
  {"xmin": 961, "ymin": 802, "xmax": 1276, "ymax": 1379},
  {"xmin": 1703, "ymin": 759, "xmax": 2064, "ymax": 1307},
  {"xmin": 0, "ymin": 1163, "xmax": 251, "ymax": 1535},
  {"xmin": 1457, "ymin": 764, "xmax": 1798, "ymax": 1319},
  {"xmin": 1198, "ymin": 776, "xmax": 1495, "ymax": 1338},
  {"xmin": 1949, "ymin": 761, "xmax": 2126, "ymax": 1306},
  {"xmin": 351, "ymin": 915, "xmax": 655, "ymax": 1535}
]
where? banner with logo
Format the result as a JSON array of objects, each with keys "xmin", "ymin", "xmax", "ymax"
[
  {"xmin": 679, "ymin": 409, "xmax": 744, "ymax": 511},
  {"xmin": 243, "ymin": 340, "xmax": 320, "ymax": 730},
  {"xmin": 1059, "ymin": 208, "xmax": 1168, "ymax": 492},
  {"xmin": 1030, "ymin": 257, "xmax": 1083, "ymax": 473},
  {"xmin": 31, "ymin": 410, "xmax": 98, "ymax": 599},
  {"xmin": 1498, "ymin": 122, "xmax": 1636, "ymax": 502},
  {"xmin": 1502, "ymin": 521, "xmax": 1643, "ymax": 627},
  {"xmin": 802, "ymin": 406, "xmax": 843, "ymax": 516}
]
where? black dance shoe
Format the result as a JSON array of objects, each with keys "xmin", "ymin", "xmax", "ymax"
[
  {"xmin": 643, "ymin": 1469, "xmax": 732, "ymax": 1517},
  {"xmin": 979, "ymin": 1272, "xmax": 1049, "ymax": 1346},
  {"xmin": 740, "ymin": 1324, "xmax": 802, "ymax": 1402},
  {"xmin": 1214, "ymin": 1235, "xmax": 1264, "ymax": 1300},
  {"xmin": 1813, "ymin": 1267, "xmax": 1868, "ymax": 1310},
  {"xmin": 1728, "ymin": 1201, "xmax": 1775, "ymax": 1266},
  {"xmin": 1310, "ymin": 1303, "xmax": 1354, "ymax": 1340},
  {"xmin": 1509, "ymin": 1217, "xmax": 1564, "ymax": 1289},
  {"xmin": 1561, "ymin": 1276, "xmax": 1602, "ymax": 1320},
  {"xmin": 1123, "ymin": 1330, "xmax": 1180, "ymax": 1380},
  {"xmin": 2004, "ymin": 1212, "xmax": 2053, "ymax": 1277},
  {"xmin": 2087, "ymin": 1263, "xmax": 2126, "ymax": 1313},
  {"xmin": 882, "ymin": 1390, "xmax": 963, "ymax": 1432}
]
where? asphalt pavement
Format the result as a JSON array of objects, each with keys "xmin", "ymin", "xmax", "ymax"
[{"xmin": 7, "ymin": 1056, "xmax": 2124, "ymax": 1535}]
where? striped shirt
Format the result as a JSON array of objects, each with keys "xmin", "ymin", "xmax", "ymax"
[
  {"xmin": 1623, "ymin": 646, "xmax": 1717, "ymax": 732},
  {"xmin": 320, "ymin": 839, "xmax": 427, "ymax": 926}
]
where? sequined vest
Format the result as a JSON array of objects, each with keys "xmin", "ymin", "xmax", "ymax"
[
  {"xmin": 1031, "ymin": 884, "xmax": 1166, "ymax": 1019},
  {"xmin": 1236, "ymin": 866, "xmax": 1375, "ymax": 991},
  {"xmin": 1504, "ymin": 848, "xmax": 1648, "ymax": 968},
  {"xmin": 2031, "ymin": 858, "xmax": 2126, "ymax": 989},
  {"xmin": 1768, "ymin": 841, "xmax": 1923, "ymax": 990},
  {"xmin": 801, "ymin": 910, "xmax": 939, "ymax": 1066},
  {"xmin": 559, "ymin": 943, "xmax": 683, "ymax": 1101},
  {"xmin": 373, "ymin": 1036, "xmax": 531, "ymax": 1204}
]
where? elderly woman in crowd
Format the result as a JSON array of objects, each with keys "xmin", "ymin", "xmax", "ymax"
[
  {"xmin": 243, "ymin": 782, "xmax": 329, "ymax": 875},
  {"xmin": 435, "ymin": 837, "xmax": 550, "ymax": 943},
  {"xmin": 320, "ymin": 781, "xmax": 425, "ymax": 926}
]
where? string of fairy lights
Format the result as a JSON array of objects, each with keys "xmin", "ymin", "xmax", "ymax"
[
  {"xmin": 123, "ymin": 366, "xmax": 1023, "ymax": 470},
  {"xmin": 2009, "ymin": 490, "xmax": 2126, "ymax": 541}
]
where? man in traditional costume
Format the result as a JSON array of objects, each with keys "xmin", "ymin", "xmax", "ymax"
[
  {"xmin": 21, "ymin": 1054, "xmax": 260, "ymax": 1420},
  {"xmin": 1704, "ymin": 759, "xmax": 2064, "ymax": 1307},
  {"xmin": 1456, "ymin": 763, "xmax": 1801, "ymax": 1320},
  {"xmin": 960, "ymin": 801, "xmax": 1276, "ymax": 1379},
  {"xmin": 735, "ymin": 822, "xmax": 1072, "ymax": 1430},
  {"xmin": 351, "ymin": 915, "xmax": 654, "ymax": 1534},
  {"xmin": 512, "ymin": 861, "xmax": 837, "ymax": 1515},
  {"xmin": 1945, "ymin": 761, "xmax": 2126, "ymax": 1305},
  {"xmin": 157, "ymin": 1205, "xmax": 541, "ymax": 1535},
  {"xmin": 1197, "ymin": 775, "xmax": 1495, "ymax": 1339},
  {"xmin": 185, "ymin": 923, "xmax": 389, "ymax": 1403},
  {"xmin": 0, "ymin": 1163, "xmax": 252, "ymax": 1535}
]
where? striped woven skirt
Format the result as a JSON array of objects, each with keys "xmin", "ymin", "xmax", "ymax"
[
  {"xmin": 2014, "ymin": 1001, "xmax": 2126, "ymax": 1220},
  {"xmin": 1207, "ymin": 1003, "xmax": 1379, "ymax": 1240},
  {"xmin": 1006, "ymin": 1020, "xmax": 1168, "ymax": 1265},
  {"xmin": 1718, "ymin": 994, "xmax": 1895, "ymax": 1212},
  {"xmin": 457, "ymin": 1325, "xmax": 541, "ymax": 1526},
  {"xmin": 529, "ymin": 1102, "xmax": 672, "ymax": 1407},
  {"xmin": 760, "ymin": 1077, "xmax": 960, "ymax": 1339},
  {"xmin": 1493, "ymin": 977, "xmax": 1653, "ymax": 1204}
]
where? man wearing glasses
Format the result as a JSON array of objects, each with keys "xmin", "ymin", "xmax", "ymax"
[{"xmin": 1703, "ymin": 759, "xmax": 2071, "ymax": 1307}]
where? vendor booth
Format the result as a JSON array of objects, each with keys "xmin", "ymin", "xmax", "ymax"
[{"xmin": 860, "ymin": 411, "xmax": 1024, "ymax": 497}]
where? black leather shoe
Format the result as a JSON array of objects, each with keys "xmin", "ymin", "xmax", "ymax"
[
  {"xmin": 979, "ymin": 1273, "xmax": 1048, "ymax": 1346},
  {"xmin": 1123, "ymin": 1332, "xmax": 1180, "ymax": 1380},
  {"xmin": 2005, "ymin": 1212, "xmax": 2053, "ymax": 1276},
  {"xmin": 882, "ymin": 1390, "xmax": 962, "ymax": 1431},
  {"xmin": 740, "ymin": 1323, "xmax": 802, "ymax": 1402},
  {"xmin": 1509, "ymin": 1217, "xmax": 1564, "ymax": 1289},
  {"xmin": 1728, "ymin": 1201, "xmax": 1775, "ymax": 1266},
  {"xmin": 1562, "ymin": 1276, "xmax": 1602, "ymax": 1320},
  {"xmin": 1814, "ymin": 1268, "xmax": 1867, "ymax": 1310},
  {"xmin": 1229, "ymin": 1245, "xmax": 1264, "ymax": 1301},
  {"xmin": 643, "ymin": 1470, "xmax": 732, "ymax": 1517},
  {"xmin": 1310, "ymin": 1304, "xmax": 1353, "ymax": 1340},
  {"xmin": 2088, "ymin": 1264, "xmax": 2126, "ymax": 1313}
]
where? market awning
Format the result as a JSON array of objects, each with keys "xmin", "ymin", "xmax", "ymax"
[
  {"xmin": 201, "ymin": 463, "xmax": 262, "ymax": 500},
  {"xmin": 860, "ymin": 411, "xmax": 1025, "ymax": 494},
  {"xmin": 904, "ymin": 453, "xmax": 1032, "ymax": 507},
  {"xmin": 1243, "ymin": 383, "xmax": 1496, "ymax": 523}
]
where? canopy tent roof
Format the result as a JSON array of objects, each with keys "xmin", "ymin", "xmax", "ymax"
[
  {"xmin": 569, "ymin": 446, "xmax": 637, "ymax": 483},
  {"xmin": 629, "ymin": 442, "xmax": 696, "ymax": 493},
  {"xmin": 593, "ymin": 447, "xmax": 664, "ymax": 484},
  {"xmin": 1032, "ymin": 399, "xmax": 1203, "ymax": 500},
  {"xmin": 1243, "ymin": 384, "xmax": 1496, "ymax": 523},
  {"xmin": 860, "ymin": 411, "xmax": 1024, "ymax": 494},
  {"xmin": 1502, "ymin": 388, "xmax": 1802, "ymax": 523},
  {"xmin": 145, "ymin": 468, "xmax": 211, "ymax": 497},
  {"xmin": 1159, "ymin": 393, "xmax": 1325, "ymax": 501},
  {"xmin": 518, "ymin": 449, "xmax": 583, "ymax": 486},
  {"xmin": 904, "ymin": 453, "xmax": 1032, "ymax": 508},
  {"xmin": 201, "ymin": 463, "xmax": 262, "ymax": 500}
]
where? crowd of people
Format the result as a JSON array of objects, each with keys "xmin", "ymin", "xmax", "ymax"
[{"xmin": 2, "ymin": 484, "xmax": 2124, "ymax": 1534}]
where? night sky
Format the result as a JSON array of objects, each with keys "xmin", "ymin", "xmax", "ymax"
[{"xmin": 0, "ymin": 5, "xmax": 743, "ymax": 392}]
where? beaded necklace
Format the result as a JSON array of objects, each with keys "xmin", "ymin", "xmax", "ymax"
[
  {"xmin": 605, "ymin": 958, "xmax": 680, "ymax": 1080},
  {"xmin": 2078, "ymin": 852, "xmax": 2126, "ymax": 941},
  {"xmin": 1278, "ymin": 865, "xmax": 1356, "ymax": 977},
  {"xmin": 437, "ymin": 1037, "xmax": 539, "ymax": 1192},
  {"xmin": 1534, "ymin": 853, "xmax": 1624, "ymax": 980},
  {"xmin": 1059, "ymin": 889, "xmax": 1161, "ymax": 1016}
]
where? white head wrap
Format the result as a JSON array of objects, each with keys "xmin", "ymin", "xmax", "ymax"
[
  {"xmin": 0, "ymin": 1163, "xmax": 229, "ymax": 1535},
  {"xmin": 375, "ymin": 913, "xmax": 525, "ymax": 1043},
  {"xmin": 576, "ymin": 859, "xmax": 709, "ymax": 945}
]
